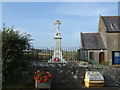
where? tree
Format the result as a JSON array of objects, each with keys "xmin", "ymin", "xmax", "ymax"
[{"xmin": 2, "ymin": 24, "xmax": 32, "ymax": 87}]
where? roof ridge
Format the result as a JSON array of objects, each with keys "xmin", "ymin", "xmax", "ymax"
[
  {"xmin": 81, "ymin": 32, "xmax": 99, "ymax": 34},
  {"xmin": 102, "ymin": 16, "xmax": 120, "ymax": 17}
]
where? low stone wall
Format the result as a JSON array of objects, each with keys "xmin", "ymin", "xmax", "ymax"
[{"xmin": 27, "ymin": 62, "xmax": 120, "ymax": 88}]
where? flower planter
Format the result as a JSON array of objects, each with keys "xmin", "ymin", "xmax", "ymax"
[
  {"xmin": 35, "ymin": 80, "xmax": 51, "ymax": 89},
  {"xmin": 34, "ymin": 70, "xmax": 52, "ymax": 90}
]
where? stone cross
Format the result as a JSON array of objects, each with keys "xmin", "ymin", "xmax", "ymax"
[{"xmin": 55, "ymin": 20, "xmax": 61, "ymax": 35}]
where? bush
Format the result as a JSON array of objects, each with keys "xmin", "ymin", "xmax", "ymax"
[
  {"xmin": 100, "ymin": 61, "xmax": 109, "ymax": 65},
  {"xmin": 2, "ymin": 24, "xmax": 32, "ymax": 88}
]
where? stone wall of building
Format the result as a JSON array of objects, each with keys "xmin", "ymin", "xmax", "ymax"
[
  {"xmin": 98, "ymin": 16, "xmax": 107, "ymax": 47},
  {"xmin": 98, "ymin": 16, "xmax": 108, "ymax": 64},
  {"xmin": 106, "ymin": 33, "xmax": 120, "ymax": 64},
  {"xmin": 87, "ymin": 50, "xmax": 104, "ymax": 63}
]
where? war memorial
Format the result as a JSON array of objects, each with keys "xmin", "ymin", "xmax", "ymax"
[{"xmin": 48, "ymin": 20, "xmax": 67, "ymax": 63}]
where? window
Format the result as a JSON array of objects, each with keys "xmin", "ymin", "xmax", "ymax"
[
  {"xmin": 89, "ymin": 52, "xmax": 94, "ymax": 61},
  {"xmin": 110, "ymin": 23, "xmax": 118, "ymax": 31}
]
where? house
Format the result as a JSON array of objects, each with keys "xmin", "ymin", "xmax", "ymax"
[{"xmin": 80, "ymin": 16, "xmax": 120, "ymax": 65}]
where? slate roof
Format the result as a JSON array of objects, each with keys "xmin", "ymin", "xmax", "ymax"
[
  {"xmin": 102, "ymin": 16, "xmax": 120, "ymax": 32},
  {"xmin": 81, "ymin": 33, "xmax": 106, "ymax": 50}
]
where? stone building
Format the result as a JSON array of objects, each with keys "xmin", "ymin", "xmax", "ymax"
[{"xmin": 80, "ymin": 16, "xmax": 120, "ymax": 65}]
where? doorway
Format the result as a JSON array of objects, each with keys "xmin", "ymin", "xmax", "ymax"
[{"xmin": 99, "ymin": 52, "xmax": 104, "ymax": 63}]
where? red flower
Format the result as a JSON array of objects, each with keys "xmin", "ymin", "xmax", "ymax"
[
  {"xmin": 34, "ymin": 76, "xmax": 38, "ymax": 79},
  {"xmin": 38, "ymin": 75, "xmax": 41, "ymax": 78},
  {"xmin": 38, "ymin": 79, "xmax": 42, "ymax": 83},
  {"xmin": 43, "ymin": 78, "xmax": 48, "ymax": 82},
  {"xmin": 43, "ymin": 75, "xmax": 47, "ymax": 78},
  {"xmin": 48, "ymin": 75, "xmax": 52, "ymax": 78},
  {"xmin": 38, "ymin": 80, "xmax": 40, "ymax": 83}
]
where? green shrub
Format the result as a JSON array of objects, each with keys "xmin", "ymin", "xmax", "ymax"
[
  {"xmin": 100, "ymin": 61, "xmax": 109, "ymax": 65},
  {"xmin": 2, "ymin": 24, "xmax": 32, "ymax": 88}
]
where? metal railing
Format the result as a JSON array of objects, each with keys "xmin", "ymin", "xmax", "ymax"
[
  {"xmin": 24, "ymin": 47, "xmax": 98, "ymax": 64},
  {"xmin": 25, "ymin": 47, "xmax": 84, "ymax": 62}
]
